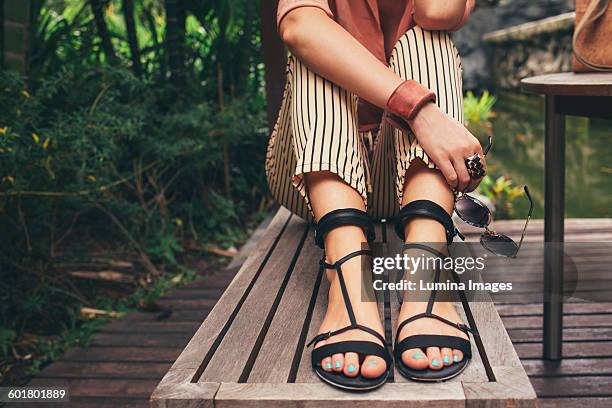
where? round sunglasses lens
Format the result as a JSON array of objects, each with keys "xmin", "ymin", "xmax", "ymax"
[
  {"xmin": 481, "ymin": 234, "xmax": 519, "ymax": 257},
  {"xmin": 456, "ymin": 197, "xmax": 490, "ymax": 227}
]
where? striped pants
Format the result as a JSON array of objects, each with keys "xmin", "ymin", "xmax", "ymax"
[{"xmin": 265, "ymin": 26, "xmax": 464, "ymax": 221}]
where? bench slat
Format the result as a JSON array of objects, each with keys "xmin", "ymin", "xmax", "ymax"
[
  {"xmin": 200, "ymin": 216, "xmax": 309, "ymax": 382},
  {"xmin": 215, "ymin": 382, "xmax": 466, "ymax": 408},
  {"xmin": 170, "ymin": 208, "xmax": 292, "ymax": 372},
  {"xmin": 248, "ymin": 233, "xmax": 322, "ymax": 382}
]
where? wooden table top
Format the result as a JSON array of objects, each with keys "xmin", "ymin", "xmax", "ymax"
[{"xmin": 521, "ymin": 72, "xmax": 612, "ymax": 96}]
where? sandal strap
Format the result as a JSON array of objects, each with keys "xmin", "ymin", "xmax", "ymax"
[
  {"xmin": 394, "ymin": 243, "xmax": 473, "ymax": 358},
  {"xmin": 312, "ymin": 341, "xmax": 392, "ymax": 367},
  {"xmin": 396, "ymin": 312, "xmax": 472, "ymax": 339},
  {"xmin": 319, "ymin": 248, "xmax": 372, "ymax": 327},
  {"xmin": 314, "ymin": 208, "xmax": 375, "ymax": 249},
  {"xmin": 307, "ymin": 323, "xmax": 387, "ymax": 348},
  {"xmin": 395, "ymin": 335, "xmax": 472, "ymax": 359},
  {"xmin": 394, "ymin": 200, "xmax": 460, "ymax": 245}
]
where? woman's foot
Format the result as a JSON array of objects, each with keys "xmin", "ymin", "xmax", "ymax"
[
  {"xmin": 396, "ymin": 299, "xmax": 468, "ymax": 370},
  {"xmin": 315, "ymin": 255, "xmax": 387, "ymax": 379}
]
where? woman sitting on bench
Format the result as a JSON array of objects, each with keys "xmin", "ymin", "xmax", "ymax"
[{"xmin": 265, "ymin": 0, "xmax": 482, "ymax": 390}]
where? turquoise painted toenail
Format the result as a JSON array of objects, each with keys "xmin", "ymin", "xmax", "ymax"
[
  {"xmin": 443, "ymin": 356, "xmax": 450, "ymax": 363},
  {"xmin": 412, "ymin": 353, "xmax": 424, "ymax": 359},
  {"xmin": 454, "ymin": 355, "xmax": 460, "ymax": 362},
  {"xmin": 432, "ymin": 359, "xmax": 440, "ymax": 367},
  {"xmin": 367, "ymin": 360, "xmax": 378, "ymax": 366},
  {"xmin": 347, "ymin": 365, "xmax": 356, "ymax": 373},
  {"xmin": 335, "ymin": 361, "xmax": 342, "ymax": 368},
  {"xmin": 325, "ymin": 362, "xmax": 332, "ymax": 369}
]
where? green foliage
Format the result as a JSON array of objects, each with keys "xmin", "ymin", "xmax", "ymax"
[
  {"xmin": 1, "ymin": 0, "xmax": 269, "ymax": 384},
  {"xmin": 464, "ymin": 90, "xmax": 497, "ymax": 137},
  {"xmin": 477, "ymin": 175, "xmax": 526, "ymax": 219}
]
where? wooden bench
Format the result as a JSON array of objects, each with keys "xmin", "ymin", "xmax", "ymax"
[{"xmin": 150, "ymin": 208, "xmax": 537, "ymax": 407}]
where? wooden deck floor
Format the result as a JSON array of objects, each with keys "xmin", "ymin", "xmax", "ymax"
[{"xmin": 29, "ymin": 218, "xmax": 612, "ymax": 407}]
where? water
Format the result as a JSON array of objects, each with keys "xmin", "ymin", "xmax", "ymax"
[{"xmin": 483, "ymin": 90, "xmax": 612, "ymax": 219}]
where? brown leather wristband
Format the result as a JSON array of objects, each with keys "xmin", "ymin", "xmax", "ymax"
[{"xmin": 386, "ymin": 80, "xmax": 436, "ymax": 121}]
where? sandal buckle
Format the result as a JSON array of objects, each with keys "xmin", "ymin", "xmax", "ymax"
[
  {"xmin": 458, "ymin": 323, "xmax": 473, "ymax": 333},
  {"xmin": 306, "ymin": 331, "xmax": 332, "ymax": 347}
]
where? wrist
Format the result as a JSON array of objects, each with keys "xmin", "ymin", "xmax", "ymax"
[
  {"xmin": 386, "ymin": 80, "xmax": 436, "ymax": 121},
  {"xmin": 407, "ymin": 101, "xmax": 438, "ymax": 130}
]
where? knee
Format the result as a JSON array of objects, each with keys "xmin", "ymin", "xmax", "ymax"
[{"xmin": 413, "ymin": 0, "xmax": 467, "ymax": 31}]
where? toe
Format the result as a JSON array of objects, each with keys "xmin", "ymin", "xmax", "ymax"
[
  {"xmin": 441, "ymin": 348, "xmax": 453, "ymax": 366},
  {"xmin": 322, "ymin": 356, "xmax": 333, "ymax": 372},
  {"xmin": 361, "ymin": 355, "xmax": 386, "ymax": 378},
  {"xmin": 343, "ymin": 352, "xmax": 359, "ymax": 377},
  {"xmin": 427, "ymin": 347, "xmax": 443, "ymax": 370},
  {"xmin": 401, "ymin": 348, "xmax": 429, "ymax": 370},
  {"xmin": 452, "ymin": 349, "xmax": 464, "ymax": 363},
  {"xmin": 332, "ymin": 353, "xmax": 344, "ymax": 372}
]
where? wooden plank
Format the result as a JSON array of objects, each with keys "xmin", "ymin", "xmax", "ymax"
[
  {"xmin": 530, "ymin": 376, "xmax": 612, "ymax": 398},
  {"xmin": 37, "ymin": 361, "xmax": 171, "ymax": 380},
  {"xmin": 28, "ymin": 378, "xmax": 157, "ymax": 398},
  {"xmin": 215, "ymin": 382, "xmax": 466, "ymax": 408},
  {"xmin": 248, "ymin": 231, "xmax": 322, "ymax": 382},
  {"xmin": 521, "ymin": 357, "xmax": 612, "ymax": 377},
  {"xmin": 199, "ymin": 217, "xmax": 309, "ymax": 382},
  {"xmin": 496, "ymin": 302, "xmax": 612, "ymax": 317},
  {"xmin": 502, "ymin": 314, "xmax": 612, "ymax": 330},
  {"xmin": 508, "ymin": 327, "xmax": 612, "ymax": 343},
  {"xmin": 100, "ymin": 320, "xmax": 201, "ymax": 335},
  {"xmin": 156, "ymin": 298, "xmax": 219, "ymax": 310},
  {"xmin": 516, "ymin": 341, "xmax": 612, "ymax": 359},
  {"xmin": 462, "ymin": 366, "xmax": 537, "ymax": 407},
  {"xmin": 61, "ymin": 346, "xmax": 181, "ymax": 363},
  {"xmin": 538, "ymin": 398, "xmax": 612, "ymax": 408},
  {"xmin": 90, "ymin": 333, "xmax": 190, "ymax": 348},
  {"xmin": 151, "ymin": 370, "xmax": 218, "ymax": 408},
  {"xmin": 169, "ymin": 208, "xmax": 292, "ymax": 372},
  {"xmin": 64, "ymin": 397, "xmax": 149, "ymax": 408}
]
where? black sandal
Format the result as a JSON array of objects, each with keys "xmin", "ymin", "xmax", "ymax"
[
  {"xmin": 393, "ymin": 201, "xmax": 473, "ymax": 382},
  {"xmin": 308, "ymin": 209, "xmax": 393, "ymax": 391}
]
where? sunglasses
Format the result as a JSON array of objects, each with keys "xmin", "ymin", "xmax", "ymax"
[
  {"xmin": 454, "ymin": 135, "xmax": 533, "ymax": 258},
  {"xmin": 455, "ymin": 186, "xmax": 533, "ymax": 258}
]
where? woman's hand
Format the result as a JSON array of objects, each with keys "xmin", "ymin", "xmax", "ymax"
[{"xmin": 408, "ymin": 102, "xmax": 485, "ymax": 193}]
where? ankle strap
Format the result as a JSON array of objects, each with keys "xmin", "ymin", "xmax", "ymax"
[
  {"xmin": 394, "ymin": 200, "xmax": 459, "ymax": 245},
  {"xmin": 314, "ymin": 209, "xmax": 375, "ymax": 249}
]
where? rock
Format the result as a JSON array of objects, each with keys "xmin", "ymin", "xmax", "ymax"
[{"xmin": 455, "ymin": 0, "xmax": 575, "ymax": 90}]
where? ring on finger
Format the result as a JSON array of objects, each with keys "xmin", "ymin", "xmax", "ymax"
[{"xmin": 465, "ymin": 153, "xmax": 485, "ymax": 179}]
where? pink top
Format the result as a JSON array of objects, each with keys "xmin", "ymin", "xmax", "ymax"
[{"xmin": 277, "ymin": 0, "xmax": 474, "ymax": 130}]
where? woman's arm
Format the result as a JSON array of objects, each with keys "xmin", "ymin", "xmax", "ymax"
[
  {"xmin": 279, "ymin": 7, "xmax": 483, "ymax": 192},
  {"xmin": 280, "ymin": 7, "xmax": 402, "ymax": 108},
  {"xmin": 414, "ymin": 0, "xmax": 475, "ymax": 31}
]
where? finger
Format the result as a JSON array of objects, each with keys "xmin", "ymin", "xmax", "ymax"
[
  {"xmin": 437, "ymin": 159, "xmax": 459, "ymax": 191},
  {"xmin": 452, "ymin": 156, "xmax": 471, "ymax": 193},
  {"xmin": 466, "ymin": 176, "xmax": 482, "ymax": 193}
]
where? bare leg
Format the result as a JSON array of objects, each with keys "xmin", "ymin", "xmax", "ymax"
[
  {"xmin": 306, "ymin": 171, "xmax": 387, "ymax": 379},
  {"xmin": 396, "ymin": 160, "xmax": 468, "ymax": 370}
]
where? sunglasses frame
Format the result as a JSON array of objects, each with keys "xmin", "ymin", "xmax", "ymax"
[{"xmin": 456, "ymin": 186, "xmax": 533, "ymax": 258}]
